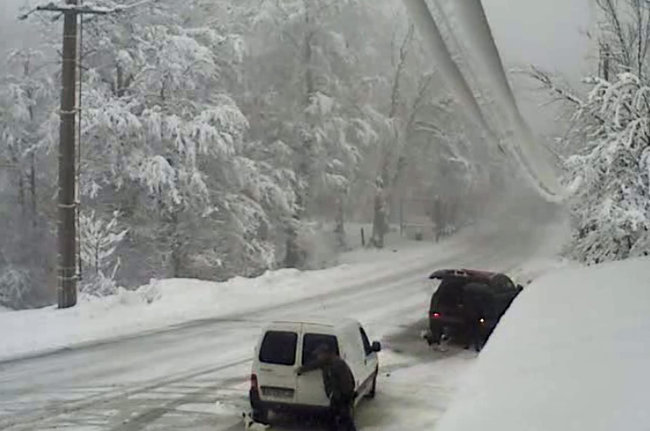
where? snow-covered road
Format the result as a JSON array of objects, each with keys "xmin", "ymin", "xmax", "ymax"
[{"xmin": 0, "ymin": 225, "xmax": 558, "ymax": 431}]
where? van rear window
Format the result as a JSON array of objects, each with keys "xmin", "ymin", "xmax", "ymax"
[
  {"xmin": 302, "ymin": 334, "xmax": 339, "ymax": 365},
  {"xmin": 259, "ymin": 331, "xmax": 298, "ymax": 365}
]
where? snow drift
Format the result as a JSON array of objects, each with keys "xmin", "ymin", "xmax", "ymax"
[{"xmin": 437, "ymin": 257, "xmax": 650, "ymax": 431}]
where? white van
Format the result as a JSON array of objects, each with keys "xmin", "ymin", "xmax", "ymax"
[{"xmin": 249, "ymin": 317, "xmax": 381, "ymax": 422}]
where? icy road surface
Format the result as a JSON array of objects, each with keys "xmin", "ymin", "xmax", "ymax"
[{"xmin": 0, "ymin": 226, "xmax": 557, "ymax": 430}]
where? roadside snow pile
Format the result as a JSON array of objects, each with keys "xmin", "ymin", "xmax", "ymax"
[
  {"xmin": 437, "ymin": 257, "xmax": 650, "ymax": 431},
  {"xmin": 0, "ymin": 238, "xmax": 453, "ymax": 362},
  {"xmin": 508, "ymin": 256, "xmax": 574, "ymax": 286}
]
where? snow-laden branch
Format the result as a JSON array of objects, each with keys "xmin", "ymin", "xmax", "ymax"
[{"xmin": 561, "ymin": 71, "xmax": 650, "ymax": 263}]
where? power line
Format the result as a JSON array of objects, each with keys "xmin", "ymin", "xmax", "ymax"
[{"xmin": 19, "ymin": 0, "xmax": 160, "ymax": 20}]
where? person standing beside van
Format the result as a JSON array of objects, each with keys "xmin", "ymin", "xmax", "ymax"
[{"xmin": 297, "ymin": 344, "xmax": 357, "ymax": 431}]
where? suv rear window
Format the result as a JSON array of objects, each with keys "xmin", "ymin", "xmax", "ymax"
[
  {"xmin": 432, "ymin": 279, "xmax": 465, "ymax": 310},
  {"xmin": 302, "ymin": 334, "xmax": 339, "ymax": 365},
  {"xmin": 259, "ymin": 331, "xmax": 298, "ymax": 365}
]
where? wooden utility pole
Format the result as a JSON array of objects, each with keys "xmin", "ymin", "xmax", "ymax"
[
  {"xmin": 20, "ymin": 1, "xmax": 112, "ymax": 309},
  {"xmin": 17, "ymin": 1, "xmax": 154, "ymax": 308},
  {"xmin": 57, "ymin": 0, "xmax": 79, "ymax": 309}
]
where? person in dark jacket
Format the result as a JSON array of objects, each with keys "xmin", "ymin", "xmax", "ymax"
[
  {"xmin": 297, "ymin": 344, "xmax": 357, "ymax": 431},
  {"xmin": 462, "ymin": 283, "xmax": 494, "ymax": 352}
]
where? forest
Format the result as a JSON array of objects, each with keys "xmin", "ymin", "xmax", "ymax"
[
  {"xmin": 2, "ymin": 0, "xmax": 650, "ymax": 309},
  {"xmin": 1, "ymin": 0, "xmax": 502, "ymax": 308}
]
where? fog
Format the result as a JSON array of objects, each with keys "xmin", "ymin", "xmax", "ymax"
[
  {"xmin": 483, "ymin": 0, "xmax": 593, "ymax": 134},
  {"xmin": 0, "ymin": 0, "xmax": 41, "ymax": 62},
  {"xmin": 1, "ymin": 1, "xmax": 593, "ymax": 74},
  {"xmin": 0, "ymin": 0, "xmax": 590, "ymax": 309},
  {"xmin": 1, "ymin": 0, "xmax": 593, "ymax": 134}
]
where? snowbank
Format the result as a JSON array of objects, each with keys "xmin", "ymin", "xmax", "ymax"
[
  {"xmin": 0, "ymin": 237, "xmax": 452, "ymax": 362},
  {"xmin": 437, "ymin": 257, "xmax": 650, "ymax": 431}
]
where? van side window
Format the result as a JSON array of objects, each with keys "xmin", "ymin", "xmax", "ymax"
[
  {"xmin": 302, "ymin": 334, "xmax": 339, "ymax": 365},
  {"xmin": 359, "ymin": 327, "xmax": 372, "ymax": 356},
  {"xmin": 259, "ymin": 331, "xmax": 298, "ymax": 366}
]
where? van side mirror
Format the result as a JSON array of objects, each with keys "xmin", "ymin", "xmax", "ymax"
[
  {"xmin": 371, "ymin": 341, "xmax": 382, "ymax": 352},
  {"xmin": 516, "ymin": 284, "xmax": 524, "ymax": 293}
]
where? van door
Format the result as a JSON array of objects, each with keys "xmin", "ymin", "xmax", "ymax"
[
  {"xmin": 357, "ymin": 325, "xmax": 379, "ymax": 397},
  {"xmin": 340, "ymin": 326, "xmax": 366, "ymax": 393},
  {"xmin": 256, "ymin": 329, "xmax": 299, "ymax": 404},
  {"xmin": 295, "ymin": 328, "xmax": 338, "ymax": 407}
]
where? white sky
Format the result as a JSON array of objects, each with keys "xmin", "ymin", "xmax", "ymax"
[
  {"xmin": 2, "ymin": 0, "xmax": 594, "ymax": 133},
  {"xmin": 485, "ymin": 0, "xmax": 593, "ymax": 80},
  {"xmin": 482, "ymin": 0, "xmax": 594, "ymax": 134}
]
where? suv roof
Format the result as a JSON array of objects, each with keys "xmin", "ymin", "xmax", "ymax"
[{"xmin": 429, "ymin": 268, "xmax": 497, "ymax": 282}]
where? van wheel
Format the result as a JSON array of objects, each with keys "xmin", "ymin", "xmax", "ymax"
[
  {"xmin": 252, "ymin": 407, "xmax": 269, "ymax": 424},
  {"xmin": 365, "ymin": 372, "xmax": 378, "ymax": 399}
]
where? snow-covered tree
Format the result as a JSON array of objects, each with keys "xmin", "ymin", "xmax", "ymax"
[
  {"xmin": 564, "ymin": 73, "xmax": 650, "ymax": 263},
  {"xmin": 528, "ymin": 0, "xmax": 650, "ymax": 263},
  {"xmin": 240, "ymin": 0, "xmax": 364, "ymax": 261},
  {"xmin": 0, "ymin": 0, "xmax": 502, "ymax": 307},
  {"xmin": 79, "ymin": 210, "xmax": 127, "ymax": 296},
  {"xmin": 0, "ymin": 47, "xmax": 56, "ymax": 309},
  {"xmin": 72, "ymin": 1, "xmax": 298, "ymax": 281}
]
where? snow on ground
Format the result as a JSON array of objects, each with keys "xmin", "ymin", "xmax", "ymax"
[
  {"xmin": 0, "ymin": 218, "xmax": 570, "ymax": 430},
  {"xmin": 359, "ymin": 350, "xmax": 475, "ymax": 431},
  {"xmin": 0, "ymin": 234, "xmax": 457, "ymax": 362},
  {"xmin": 436, "ymin": 257, "xmax": 650, "ymax": 431}
]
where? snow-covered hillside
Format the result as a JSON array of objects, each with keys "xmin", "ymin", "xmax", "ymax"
[{"xmin": 437, "ymin": 257, "xmax": 650, "ymax": 431}]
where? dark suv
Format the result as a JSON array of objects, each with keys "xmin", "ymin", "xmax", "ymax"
[{"xmin": 425, "ymin": 269, "xmax": 522, "ymax": 350}]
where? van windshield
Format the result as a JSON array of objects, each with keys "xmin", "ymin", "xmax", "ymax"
[
  {"xmin": 259, "ymin": 331, "xmax": 298, "ymax": 365},
  {"xmin": 302, "ymin": 334, "xmax": 339, "ymax": 365}
]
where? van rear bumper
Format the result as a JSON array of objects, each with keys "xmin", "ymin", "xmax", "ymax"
[{"xmin": 250, "ymin": 389, "xmax": 330, "ymax": 415}]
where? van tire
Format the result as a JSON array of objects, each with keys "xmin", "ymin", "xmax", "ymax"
[
  {"xmin": 365, "ymin": 371, "xmax": 378, "ymax": 399},
  {"xmin": 252, "ymin": 407, "xmax": 269, "ymax": 424}
]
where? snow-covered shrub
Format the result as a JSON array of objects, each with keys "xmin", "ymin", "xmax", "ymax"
[
  {"xmin": 80, "ymin": 211, "xmax": 128, "ymax": 276},
  {"xmin": 80, "ymin": 269, "xmax": 120, "ymax": 298},
  {"xmin": 295, "ymin": 222, "xmax": 339, "ymax": 270},
  {"xmin": 138, "ymin": 281, "xmax": 163, "ymax": 304},
  {"xmin": 78, "ymin": 211, "xmax": 127, "ymax": 296},
  {"xmin": 0, "ymin": 267, "xmax": 31, "ymax": 309}
]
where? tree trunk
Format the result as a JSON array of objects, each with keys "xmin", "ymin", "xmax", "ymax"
[
  {"xmin": 334, "ymin": 195, "xmax": 346, "ymax": 250},
  {"xmin": 284, "ymin": 217, "xmax": 302, "ymax": 268},
  {"xmin": 17, "ymin": 167, "xmax": 25, "ymax": 211},
  {"xmin": 369, "ymin": 179, "xmax": 388, "ymax": 249},
  {"xmin": 285, "ymin": 8, "xmax": 318, "ymax": 267},
  {"xmin": 29, "ymin": 152, "xmax": 37, "ymax": 226}
]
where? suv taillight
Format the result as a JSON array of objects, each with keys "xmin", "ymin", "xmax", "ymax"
[
  {"xmin": 250, "ymin": 374, "xmax": 259, "ymax": 391},
  {"xmin": 432, "ymin": 312, "xmax": 441, "ymax": 319}
]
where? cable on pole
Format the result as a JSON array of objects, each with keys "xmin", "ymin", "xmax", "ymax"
[{"xmin": 76, "ymin": 0, "xmax": 84, "ymax": 283}]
